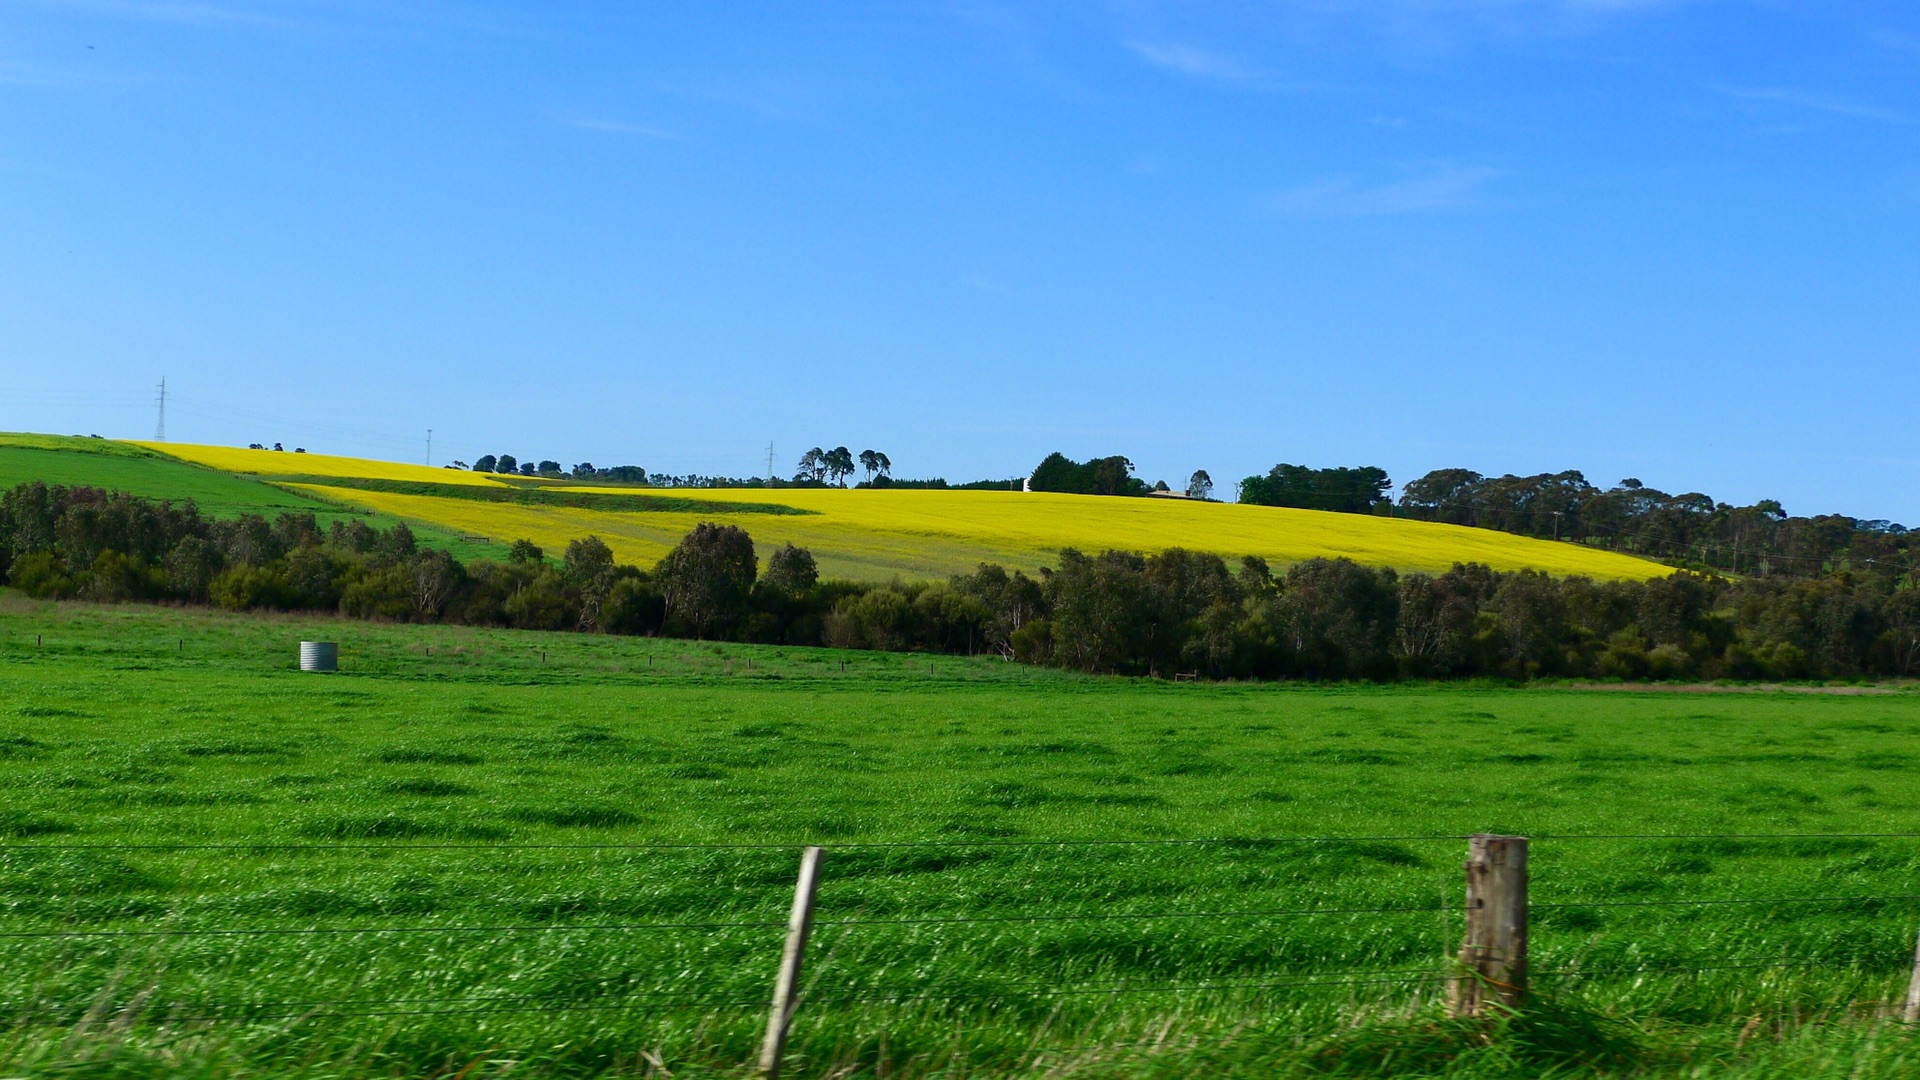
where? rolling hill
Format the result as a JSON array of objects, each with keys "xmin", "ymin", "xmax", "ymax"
[{"xmin": 4, "ymin": 435, "xmax": 1668, "ymax": 581}]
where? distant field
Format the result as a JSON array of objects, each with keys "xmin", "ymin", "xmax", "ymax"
[
  {"xmin": 128, "ymin": 440, "xmax": 522, "ymax": 488},
  {"xmin": 0, "ymin": 439, "xmax": 341, "ymax": 518},
  {"xmin": 0, "ymin": 435, "xmax": 496, "ymax": 563},
  {"xmin": 3, "ymin": 597, "xmax": 1919, "ymax": 1076},
  {"xmin": 127, "ymin": 440, "xmax": 1669, "ymax": 582}
]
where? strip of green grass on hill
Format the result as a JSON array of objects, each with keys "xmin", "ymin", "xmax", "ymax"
[
  {"xmin": 2, "ymin": 595, "xmax": 1919, "ymax": 1077},
  {"xmin": 263, "ymin": 473, "xmax": 815, "ymax": 515},
  {"xmin": 0, "ymin": 435, "xmax": 501, "ymax": 564}
]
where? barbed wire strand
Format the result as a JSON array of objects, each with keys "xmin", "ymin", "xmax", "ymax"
[
  {"xmin": 10, "ymin": 831, "xmax": 1920, "ymax": 854},
  {"xmin": 1537, "ymin": 894, "xmax": 1920, "ymax": 910},
  {"xmin": 6, "ymin": 971, "xmax": 1449, "ymax": 1025},
  {"xmin": 14, "ymin": 891, "xmax": 1920, "ymax": 940},
  {"xmin": 11, "ymin": 968, "xmax": 1437, "ymax": 1019},
  {"xmin": 0, "ymin": 918, "xmax": 787, "ymax": 940},
  {"xmin": 0, "ymin": 836, "xmax": 1471, "ymax": 852},
  {"xmin": 15, "ymin": 958, "xmax": 1895, "ymax": 1028}
]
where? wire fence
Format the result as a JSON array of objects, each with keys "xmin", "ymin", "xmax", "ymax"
[
  {"xmin": 6, "ymin": 832, "xmax": 1920, "ymax": 1043},
  {"xmin": 12, "ymin": 830, "xmax": 1920, "ymax": 851}
]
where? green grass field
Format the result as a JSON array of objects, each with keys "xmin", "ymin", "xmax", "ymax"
[
  {"xmin": 4, "ymin": 595, "xmax": 1920, "ymax": 1076},
  {"xmin": 0, "ymin": 436, "xmax": 499, "ymax": 564}
]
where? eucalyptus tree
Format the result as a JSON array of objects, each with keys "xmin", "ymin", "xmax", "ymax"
[{"xmin": 825, "ymin": 446, "xmax": 856, "ymax": 487}]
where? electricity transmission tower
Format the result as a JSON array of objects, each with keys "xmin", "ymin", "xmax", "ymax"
[{"xmin": 154, "ymin": 378, "xmax": 166, "ymax": 441}]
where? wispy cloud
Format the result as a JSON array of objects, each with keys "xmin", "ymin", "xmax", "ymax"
[
  {"xmin": 554, "ymin": 116, "xmax": 683, "ymax": 140},
  {"xmin": 1715, "ymin": 85, "xmax": 1910, "ymax": 125},
  {"xmin": 23, "ymin": 0, "xmax": 322, "ymax": 31},
  {"xmin": 962, "ymin": 272, "xmax": 1016, "ymax": 296},
  {"xmin": 1126, "ymin": 41, "xmax": 1255, "ymax": 83},
  {"xmin": 1265, "ymin": 165, "xmax": 1500, "ymax": 218},
  {"xmin": 1871, "ymin": 29, "xmax": 1920, "ymax": 55},
  {"xmin": 0, "ymin": 58, "xmax": 126, "ymax": 89}
]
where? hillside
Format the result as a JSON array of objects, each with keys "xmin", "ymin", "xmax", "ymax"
[
  {"xmin": 4, "ymin": 434, "xmax": 1667, "ymax": 581},
  {"xmin": 41, "ymin": 439, "xmax": 1664, "ymax": 582},
  {"xmin": 0, "ymin": 435, "xmax": 497, "ymax": 562}
]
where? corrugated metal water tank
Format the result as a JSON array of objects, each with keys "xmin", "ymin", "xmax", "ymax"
[{"xmin": 299, "ymin": 641, "xmax": 338, "ymax": 672}]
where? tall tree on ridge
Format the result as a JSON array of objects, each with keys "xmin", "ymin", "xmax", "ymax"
[
  {"xmin": 795, "ymin": 448, "xmax": 826, "ymax": 485},
  {"xmin": 825, "ymin": 446, "xmax": 855, "ymax": 487}
]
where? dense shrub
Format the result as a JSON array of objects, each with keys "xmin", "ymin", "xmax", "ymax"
[{"xmin": 4, "ymin": 480, "xmax": 1917, "ymax": 684}]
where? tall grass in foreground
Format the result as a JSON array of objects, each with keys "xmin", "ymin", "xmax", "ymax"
[
  {"xmin": 7, "ymin": 978, "xmax": 1920, "ymax": 1077},
  {"xmin": 3, "ymin": 598, "xmax": 1920, "ymax": 1075}
]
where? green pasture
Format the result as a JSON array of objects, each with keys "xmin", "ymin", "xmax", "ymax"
[
  {"xmin": 0, "ymin": 435, "xmax": 497, "ymax": 563},
  {"xmin": 4, "ymin": 596, "xmax": 1920, "ymax": 1077}
]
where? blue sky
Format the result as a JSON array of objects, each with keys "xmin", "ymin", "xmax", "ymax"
[{"xmin": 3, "ymin": 1, "xmax": 1916, "ymax": 520}]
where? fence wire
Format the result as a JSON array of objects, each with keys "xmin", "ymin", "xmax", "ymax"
[
  {"xmin": 8, "ymin": 830, "xmax": 1920, "ymax": 854},
  {"xmin": 7, "ymin": 833, "xmax": 1920, "ymax": 1034}
]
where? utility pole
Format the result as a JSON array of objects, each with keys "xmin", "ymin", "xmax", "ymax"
[
  {"xmin": 154, "ymin": 377, "xmax": 166, "ymax": 441},
  {"xmin": 426, "ymin": 429, "xmax": 433, "ymax": 467}
]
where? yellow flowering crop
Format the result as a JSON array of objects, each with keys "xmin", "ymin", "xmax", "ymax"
[
  {"xmin": 263, "ymin": 466, "xmax": 1666, "ymax": 583},
  {"xmin": 139, "ymin": 442, "xmax": 1669, "ymax": 581},
  {"xmin": 138, "ymin": 442, "xmax": 511, "ymax": 488}
]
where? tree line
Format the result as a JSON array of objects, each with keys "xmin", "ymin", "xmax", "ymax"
[
  {"xmin": 1395, "ymin": 468, "xmax": 1914, "ymax": 580},
  {"xmin": 1230, "ymin": 461, "xmax": 1915, "ymax": 581},
  {"xmin": 456, "ymin": 448, "xmax": 908, "ymax": 490},
  {"xmin": 464, "ymin": 456, "xmax": 648, "ymax": 483},
  {"xmin": 1027, "ymin": 453, "xmax": 1214, "ymax": 499},
  {"xmin": 4, "ymin": 481, "xmax": 1915, "ymax": 683},
  {"xmin": 421, "ymin": 445, "xmax": 1913, "ymax": 587},
  {"xmin": 1238, "ymin": 464, "xmax": 1391, "ymax": 513},
  {"xmin": 794, "ymin": 447, "xmax": 893, "ymax": 487}
]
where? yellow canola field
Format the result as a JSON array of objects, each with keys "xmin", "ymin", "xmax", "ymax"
[
  {"xmin": 135, "ymin": 442, "xmax": 516, "ymax": 488},
  {"xmin": 282, "ymin": 485, "xmax": 1042, "ymax": 581},
  {"xmin": 284, "ymin": 478, "xmax": 1668, "ymax": 583},
  {"xmin": 144, "ymin": 440, "xmax": 1667, "ymax": 581}
]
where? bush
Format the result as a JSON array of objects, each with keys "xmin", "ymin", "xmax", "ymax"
[
  {"xmin": 82, "ymin": 550, "xmax": 163, "ymax": 603},
  {"xmin": 339, "ymin": 565, "xmax": 413, "ymax": 620},
  {"xmin": 1011, "ymin": 618, "xmax": 1053, "ymax": 664},
  {"xmin": 211, "ymin": 565, "xmax": 290, "ymax": 611},
  {"xmin": 8, "ymin": 551, "xmax": 77, "ymax": 599},
  {"xmin": 603, "ymin": 577, "xmax": 664, "ymax": 636}
]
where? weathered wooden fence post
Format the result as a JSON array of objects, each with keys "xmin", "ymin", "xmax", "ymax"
[
  {"xmin": 1903, "ymin": 927, "xmax": 1920, "ymax": 1022},
  {"xmin": 1448, "ymin": 833, "xmax": 1528, "ymax": 1017},
  {"xmin": 758, "ymin": 845, "xmax": 824, "ymax": 1078}
]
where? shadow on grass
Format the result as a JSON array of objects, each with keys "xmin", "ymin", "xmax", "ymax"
[{"xmin": 1301, "ymin": 1001, "xmax": 1651, "ymax": 1077}]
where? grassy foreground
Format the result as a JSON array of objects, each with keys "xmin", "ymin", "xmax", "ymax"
[
  {"xmin": 4, "ymin": 596, "xmax": 1920, "ymax": 1076},
  {"xmin": 115, "ymin": 439, "xmax": 1668, "ymax": 582}
]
